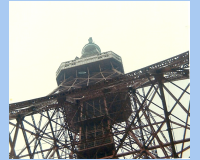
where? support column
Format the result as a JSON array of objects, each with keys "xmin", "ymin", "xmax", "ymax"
[
  {"xmin": 79, "ymin": 102, "xmax": 83, "ymax": 149},
  {"xmin": 103, "ymin": 96, "xmax": 111, "ymax": 130},
  {"xmin": 132, "ymin": 90, "xmax": 146, "ymax": 148},
  {"xmin": 103, "ymin": 96, "xmax": 115, "ymax": 157},
  {"xmin": 158, "ymin": 78, "xmax": 178, "ymax": 158}
]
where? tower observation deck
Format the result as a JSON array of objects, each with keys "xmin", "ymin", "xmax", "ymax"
[{"xmin": 9, "ymin": 38, "xmax": 190, "ymax": 159}]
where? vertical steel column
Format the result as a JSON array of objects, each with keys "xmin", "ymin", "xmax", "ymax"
[
  {"xmin": 31, "ymin": 114, "xmax": 45, "ymax": 159},
  {"xmin": 20, "ymin": 120, "xmax": 32, "ymax": 159},
  {"xmin": 9, "ymin": 133, "xmax": 17, "ymax": 158},
  {"xmin": 46, "ymin": 110, "xmax": 61, "ymax": 159},
  {"xmin": 180, "ymin": 102, "xmax": 190, "ymax": 158},
  {"xmin": 79, "ymin": 102, "xmax": 83, "ymax": 142},
  {"xmin": 10, "ymin": 119, "xmax": 20, "ymax": 158},
  {"xmin": 104, "ymin": 96, "xmax": 111, "ymax": 131},
  {"xmin": 132, "ymin": 90, "xmax": 146, "ymax": 148},
  {"xmin": 61, "ymin": 103, "xmax": 76, "ymax": 158},
  {"xmin": 158, "ymin": 78, "xmax": 178, "ymax": 158}
]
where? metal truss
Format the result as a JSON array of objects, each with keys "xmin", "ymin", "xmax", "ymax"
[{"xmin": 9, "ymin": 51, "xmax": 190, "ymax": 159}]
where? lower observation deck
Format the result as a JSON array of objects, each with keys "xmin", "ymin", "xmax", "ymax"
[{"xmin": 9, "ymin": 51, "xmax": 189, "ymax": 118}]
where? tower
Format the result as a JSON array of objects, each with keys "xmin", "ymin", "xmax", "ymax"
[
  {"xmin": 54, "ymin": 38, "xmax": 132, "ymax": 158},
  {"xmin": 9, "ymin": 38, "xmax": 190, "ymax": 159}
]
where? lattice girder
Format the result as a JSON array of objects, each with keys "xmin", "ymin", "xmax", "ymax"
[{"xmin": 9, "ymin": 51, "xmax": 190, "ymax": 159}]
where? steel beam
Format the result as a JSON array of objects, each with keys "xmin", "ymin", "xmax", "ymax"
[{"xmin": 158, "ymin": 79, "xmax": 178, "ymax": 158}]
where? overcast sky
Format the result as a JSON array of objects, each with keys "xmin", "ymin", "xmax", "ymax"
[{"xmin": 9, "ymin": 1, "xmax": 190, "ymax": 103}]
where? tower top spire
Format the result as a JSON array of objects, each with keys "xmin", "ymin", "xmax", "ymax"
[
  {"xmin": 81, "ymin": 37, "xmax": 101, "ymax": 58},
  {"xmin": 88, "ymin": 37, "xmax": 93, "ymax": 43}
]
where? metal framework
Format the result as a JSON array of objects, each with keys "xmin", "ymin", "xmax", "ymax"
[{"xmin": 9, "ymin": 51, "xmax": 190, "ymax": 159}]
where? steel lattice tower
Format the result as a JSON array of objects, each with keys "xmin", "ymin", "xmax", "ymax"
[{"xmin": 9, "ymin": 38, "xmax": 190, "ymax": 159}]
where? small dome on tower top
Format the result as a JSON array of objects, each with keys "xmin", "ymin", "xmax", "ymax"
[{"xmin": 81, "ymin": 37, "xmax": 101, "ymax": 58}]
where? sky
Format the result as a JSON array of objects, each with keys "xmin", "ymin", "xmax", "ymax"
[{"xmin": 9, "ymin": 1, "xmax": 190, "ymax": 103}]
